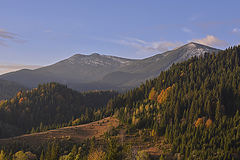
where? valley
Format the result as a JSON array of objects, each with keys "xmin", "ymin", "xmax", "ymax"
[
  {"xmin": 0, "ymin": 45, "xmax": 239, "ymax": 159},
  {"xmin": 1, "ymin": 1, "xmax": 240, "ymax": 159}
]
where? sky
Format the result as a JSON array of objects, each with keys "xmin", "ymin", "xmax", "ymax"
[{"xmin": 0, "ymin": 0, "xmax": 240, "ymax": 74}]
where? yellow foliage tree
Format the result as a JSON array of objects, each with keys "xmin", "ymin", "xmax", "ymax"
[
  {"xmin": 16, "ymin": 91, "xmax": 22, "ymax": 98},
  {"xmin": 151, "ymin": 129, "xmax": 156, "ymax": 137},
  {"xmin": 180, "ymin": 71, "xmax": 185, "ymax": 77},
  {"xmin": 132, "ymin": 114, "xmax": 136, "ymax": 125},
  {"xmin": 136, "ymin": 108, "xmax": 139, "ymax": 115},
  {"xmin": 72, "ymin": 118, "xmax": 81, "ymax": 125},
  {"xmin": 0, "ymin": 150, "xmax": 6, "ymax": 160},
  {"xmin": 87, "ymin": 150, "xmax": 106, "ymax": 160},
  {"xmin": 148, "ymin": 87, "xmax": 157, "ymax": 101},
  {"xmin": 0, "ymin": 100, "xmax": 7, "ymax": 107},
  {"xmin": 124, "ymin": 107, "xmax": 127, "ymax": 113},
  {"xmin": 139, "ymin": 104, "xmax": 144, "ymax": 113},
  {"xmin": 136, "ymin": 151, "xmax": 150, "ymax": 160},
  {"xmin": 10, "ymin": 98, "xmax": 15, "ymax": 104},
  {"xmin": 13, "ymin": 151, "xmax": 28, "ymax": 160}
]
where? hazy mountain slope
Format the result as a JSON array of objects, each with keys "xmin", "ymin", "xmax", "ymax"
[
  {"xmin": 0, "ymin": 79, "xmax": 27, "ymax": 100},
  {"xmin": 0, "ymin": 54, "xmax": 135, "ymax": 89},
  {"xmin": 102, "ymin": 42, "xmax": 220, "ymax": 87},
  {"xmin": 38, "ymin": 53, "xmax": 134, "ymax": 82},
  {"xmin": 0, "ymin": 42, "xmax": 220, "ymax": 91}
]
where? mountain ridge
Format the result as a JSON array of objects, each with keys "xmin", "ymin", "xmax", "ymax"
[{"xmin": 0, "ymin": 42, "xmax": 220, "ymax": 91}]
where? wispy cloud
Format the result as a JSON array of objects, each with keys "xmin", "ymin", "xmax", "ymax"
[
  {"xmin": 43, "ymin": 29, "xmax": 53, "ymax": 33},
  {"xmin": 0, "ymin": 64, "xmax": 41, "ymax": 75},
  {"xmin": 0, "ymin": 28, "xmax": 25, "ymax": 46},
  {"xmin": 96, "ymin": 35, "xmax": 228, "ymax": 57},
  {"xmin": 182, "ymin": 27, "xmax": 193, "ymax": 34},
  {"xmin": 232, "ymin": 28, "xmax": 240, "ymax": 33},
  {"xmin": 191, "ymin": 35, "xmax": 228, "ymax": 47},
  {"xmin": 111, "ymin": 37, "xmax": 183, "ymax": 53},
  {"xmin": 0, "ymin": 29, "xmax": 16, "ymax": 39}
]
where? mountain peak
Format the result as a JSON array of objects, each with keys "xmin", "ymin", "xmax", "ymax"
[
  {"xmin": 90, "ymin": 53, "xmax": 100, "ymax": 56},
  {"xmin": 175, "ymin": 42, "xmax": 220, "ymax": 59},
  {"xmin": 0, "ymin": 42, "xmax": 221, "ymax": 92},
  {"xmin": 186, "ymin": 42, "xmax": 197, "ymax": 46},
  {"xmin": 184, "ymin": 42, "xmax": 218, "ymax": 50}
]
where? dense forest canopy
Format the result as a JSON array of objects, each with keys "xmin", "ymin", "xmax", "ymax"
[
  {"xmin": 106, "ymin": 45, "xmax": 240, "ymax": 159},
  {"xmin": 0, "ymin": 82, "xmax": 117, "ymax": 138}
]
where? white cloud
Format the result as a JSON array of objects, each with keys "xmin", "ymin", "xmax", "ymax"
[
  {"xmin": 182, "ymin": 27, "xmax": 193, "ymax": 33},
  {"xmin": 113, "ymin": 37, "xmax": 183, "ymax": 53},
  {"xmin": 191, "ymin": 35, "xmax": 228, "ymax": 47},
  {"xmin": 233, "ymin": 28, "xmax": 240, "ymax": 33},
  {"xmin": 0, "ymin": 64, "xmax": 41, "ymax": 75}
]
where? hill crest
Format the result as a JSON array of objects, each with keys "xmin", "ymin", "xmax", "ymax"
[{"xmin": 0, "ymin": 42, "xmax": 220, "ymax": 91}]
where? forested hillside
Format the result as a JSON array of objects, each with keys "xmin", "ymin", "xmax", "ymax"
[
  {"xmin": 0, "ymin": 83, "xmax": 117, "ymax": 138},
  {"xmin": 106, "ymin": 45, "xmax": 240, "ymax": 159},
  {"xmin": 0, "ymin": 45, "xmax": 240, "ymax": 160}
]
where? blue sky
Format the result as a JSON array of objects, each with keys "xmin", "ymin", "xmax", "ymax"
[{"xmin": 0, "ymin": 0, "xmax": 240, "ymax": 74}]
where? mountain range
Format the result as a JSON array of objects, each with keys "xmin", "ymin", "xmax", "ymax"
[
  {"xmin": 0, "ymin": 42, "xmax": 220, "ymax": 92},
  {"xmin": 1, "ymin": 44, "xmax": 239, "ymax": 160}
]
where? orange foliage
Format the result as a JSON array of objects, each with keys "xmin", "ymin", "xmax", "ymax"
[
  {"xmin": 149, "ymin": 87, "xmax": 157, "ymax": 101},
  {"xmin": 157, "ymin": 85, "xmax": 174, "ymax": 104},
  {"xmin": 19, "ymin": 97, "xmax": 24, "ymax": 104},
  {"xmin": 157, "ymin": 90, "xmax": 167, "ymax": 104},
  {"xmin": 205, "ymin": 119, "xmax": 213, "ymax": 128},
  {"xmin": 195, "ymin": 117, "xmax": 204, "ymax": 127}
]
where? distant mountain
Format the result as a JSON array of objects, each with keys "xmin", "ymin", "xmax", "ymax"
[
  {"xmin": 0, "ymin": 79, "xmax": 27, "ymax": 100},
  {"xmin": 0, "ymin": 42, "xmax": 220, "ymax": 91}
]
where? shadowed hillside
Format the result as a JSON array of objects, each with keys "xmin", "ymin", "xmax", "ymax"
[{"xmin": 0, "ymin": 82, "xmax": 117, "ymax": 138}]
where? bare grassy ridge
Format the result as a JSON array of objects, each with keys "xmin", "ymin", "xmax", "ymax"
[
  {"xmin": 0, "ymin": 117, "xmax": 119, "ymax": 147},
  {"xmin": 0, "ymin": 117, "xmax": 173, "ymax": 159}
]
